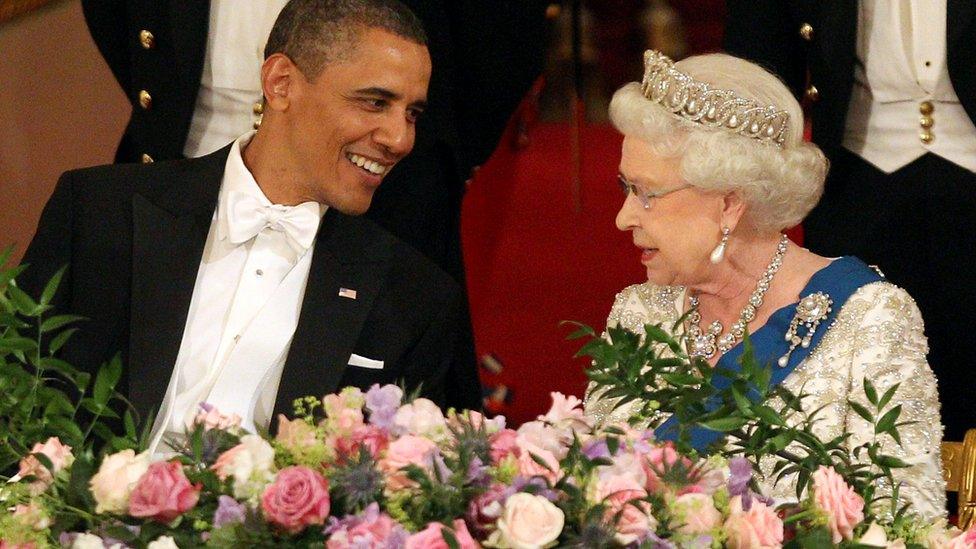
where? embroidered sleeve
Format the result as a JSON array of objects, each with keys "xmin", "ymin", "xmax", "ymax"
[{"xmin": 842, "ymin": 282, "xmax": 946, "ymax": 519}]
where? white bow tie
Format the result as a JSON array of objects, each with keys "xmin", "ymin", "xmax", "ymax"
[{"xmin": 225, "ymin": 191, "xmax": 320, "ymax": 254}]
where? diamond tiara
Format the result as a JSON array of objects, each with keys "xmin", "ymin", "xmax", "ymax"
[{"xmin": 639, "ymin": 50, "xmax": 790, "ymax": 147}]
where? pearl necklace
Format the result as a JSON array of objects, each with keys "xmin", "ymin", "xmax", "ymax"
[{"xmin": 686, "ymin": 233, "xmax": 789, "ymax": 359}]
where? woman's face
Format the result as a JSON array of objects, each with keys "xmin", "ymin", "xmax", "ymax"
[{"xmin": 616, "ymin": 136, "xmax": 725, "ymax": 287}]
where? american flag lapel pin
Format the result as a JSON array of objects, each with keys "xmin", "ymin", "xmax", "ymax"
[{"xmin": 338, "ymin": 287, "xmax": 358, "ymax": 300}]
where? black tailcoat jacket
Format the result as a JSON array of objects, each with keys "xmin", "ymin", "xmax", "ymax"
[{"xmin": 19, "ymin": 147, "xmax": 483, "ymax": 426}]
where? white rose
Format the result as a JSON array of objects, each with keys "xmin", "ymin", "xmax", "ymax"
[
  {"xmin": 392, "ymin": 398, "xmax": 447, "ymax": 438},
  {"xmin": 147, "ymin": 535, "xmax": 180, "ymax": 549},
  {"xmin": 212, "ymin": 434, "xmax": 275, "ymax": 500},
  {"xmin": 89, "ymin": 449, "xmax": 151, "ymax": 514},
  {"xmin": 496, "ymin": 493, "xmax": 564, "ymax": 549},
  {"xmin": 858, "ymin": 522, "xmax": 907, "ymax": 549}
]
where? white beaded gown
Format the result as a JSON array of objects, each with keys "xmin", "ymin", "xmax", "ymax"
[{"xmin": 584, "ymin": 259, "xmax": 947, "ymax": 519}]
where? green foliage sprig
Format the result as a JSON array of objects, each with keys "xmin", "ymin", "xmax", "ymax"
[
  {"xmin": 571, "ymin": 318, "xmax": 915, "ymax": 527},
  {"xmin": 0, "ymin": 247, "xmax": 136, "ymax": 473}
]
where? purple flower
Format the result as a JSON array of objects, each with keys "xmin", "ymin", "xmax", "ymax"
[
  {"xmin": 582, "ymin": 439, "xmax": 611, "ymax": 460},
  {"xmin": 324, "ymin": 503, "xmax": 408, "ymax": 548},
  {"xmin": 466, "ymin": 456, "xmax": 490, "ymax": 486},
  {"xmin": 213, "ymin": 495, "xmax": 247, "ymax": 528},
  {"xmin": 728, "ymin": 457, "xmax": 755, "ymax": 509},
  {"xmin": 365, "ymin": 384, "xmax": 403, "ymax": 429},
  {"xmin": 510, "ymin": 476, "xmax": 560, "ymax": 501}
]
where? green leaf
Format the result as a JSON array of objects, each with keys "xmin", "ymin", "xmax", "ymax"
[
  {"xmin": 873, "ymin": 454, "xmax": 911, "ymax": 469},
  {"xmin": 0, "ymin": 263, "xmax": 28, "ymax": 290},
  {"xmin": 875, "ymin": 405, "xmax": 902, "ymax": 435},
  {"xmin": 731, "ymin": 385, "xmax": 753, "ymax": 414},
  {"xmin": 848, "ymin": 400, "xmax": 874, "ymax": 424},
  {"xmin": 863, "ymin": 377, "xmax": 879, "ymax": 407},
  {"xmin": 754, "ymin": 405, "xmax": 786, "ymax": 427},
  {"xmin": 698, "ymin": 417, "xmax": 749, "ymax": 432},
  {"xmin": 0, "ymin": 336, "xmax": 37, "ymax": 352},
  {"xmin": 48, "ymin": 327, "xmax": 78, "ymax": 354},
  {"xmin": 561, "ymin": 321, "xmax": 596, "ymax": 340},
  {"xmin": 6, "ymin": 283, "xmax": 39, "ymax": 316},
  {"xmin": 878, "ymin": 383, "xmax": 900, "ymax": 411},
  {"xmin": 39, "ymin": 265, "xmax": 67, "ymax": 306},
  {"xmin": 441, "ymin": 528, "xmax": 461, "ymax": 549},
  {"xmin": 40, "ymin": 314, "xmax": 85, "ymax": 334},
  {"xmin": 93, "ymin": 355, "xmax": 123, "ymax": 406}
]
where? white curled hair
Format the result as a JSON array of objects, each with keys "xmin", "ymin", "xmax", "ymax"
[{"xmin": 609, "ymin": 53, "xmax": 827, "ymax": 233}]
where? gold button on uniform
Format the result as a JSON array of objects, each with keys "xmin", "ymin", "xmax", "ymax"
[
  {"xmin": 138, "ymin": 89, "xmax": 152, "ymax": 109},
  {"xmin": 141, "ymin": 153, "xmax": 154, "ymax": 163},
  {"xmin": 920, "ymin": 131, "xmax": 934, "ymax": 144},
  {"xmin": 919, "ymin": 101, "xmax": 935, "ymax": 143},
  {"xmin": 804, "ymin": 84, "xmax": 819, "ymax": 101},
  {"xmin": 799, "ymin": 23, "xmax": 814, "ymax": 41},
  {"xmin": 546, "ymin": 3, "xmax": 561, "ymax": 19},
  {"xmin": 920, "ymin": 115, "xmax": 934, "ymax": 129},
  {"xmin": 920, "ymin": 101, "xmax": 934, "ymax": 115},
  {"xmin": 139, "ymin": 29, "xmax": 155, "ymax": 49}
]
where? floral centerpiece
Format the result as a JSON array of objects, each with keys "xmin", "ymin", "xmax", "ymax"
[{"xmin": 1, "ymin": 255, "xmax": 974, "ymax": 548}]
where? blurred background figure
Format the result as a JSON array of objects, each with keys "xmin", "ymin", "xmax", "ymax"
[{"xmin": 724, "ymin": 0, "xmax": 976, "ymax": 441}]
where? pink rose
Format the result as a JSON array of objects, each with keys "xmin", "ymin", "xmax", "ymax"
[
  {"xmin": 406, "ymin": 520, "xmax": 479, "ymax": 549},
  {"xmin": 189, "ymin": 404, "xmax": 242, "ymax": 431},
  {"xmin": 723, "ymin": 495, "xmax": 784, "ymax": 549},
  {"xmin": 392, "ymin": 398, "xmax": 447, "ymax": 438},
  {"xmin": 17, "ymin": 437, "xmax": 74, "ymax": 493},
  {"xmin": 489, "ymin": 429, "xmax": 519, "ymax": 463},
  {"xmin": 516, "ymin": 421, "xmax": 567, "ymax": 459},
  {"xmin": 378, "ymin": 435, "xmax": 438, "ymax": 490},
  {"xmin": 944, "ymin": 528, "xmax": 976, "ymax": 549},
  {"xmin": 0, "ymin": 542, "xmax": 36, "ymax": 549},
  {"xmin": 495, "ymin": 493, "xmax": 564, "ymax": 548},
  {"xmin": 336, "ymin": 425, "xmax": 389, "ymax": 462},
  {"xmin": 129, "ymin": 461, "xmax": 201, "ymax": 523},
  {"xmin": 671, "ymin": 493, "xmax": 721, "ymax": 535},
  {"xmin": 261, "ymin": 466, "xmax": 331, "ymax": 533},
  {"xmin": 811, "ymin": 466, "xmax": 864, "ymax": 543},
  {"xmin": 642, "ymin": 442, "xmax": 691, "ymax": 493}
]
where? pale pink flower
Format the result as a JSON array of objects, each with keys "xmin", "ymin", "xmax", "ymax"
[
  {"xmin": 89, "ymin": 449, "xmax": 151, "ymax": 514},
  {"xmin": 811, "ymin": 466, "xmax": 864, "ymax": 543},
  {"xmin": 594, "ymin": 475, "xmax": 655, "ymax": 545},
  {"xmin": 516, "ymin": 421, "xmax": 568, "ymax": 460},
  {"xmin": 188, "ymin": 404, "xmax": 242, "ymax": 432},
  {"xmin": 336, "ymin": 424, "xmax": 389, "ymax": 461},
  {"xmin": 495, "ymin": 493, "xmax": 564, "ymax": 549},
  {"xmin": 405, "ymin": 520, "xmax": 479, "ymax": 549},
  {"xmin": 671, "ymin": 493, "xmax": 721, "ymax": 535},
  {"xmin": 11, "ymin": 502, "xmax": 51, "ymax": 530},
  {"xmin": 261, "ymin": 466, "xmax": 331, "ymax": 534},
  {"xmin": 392, "ymin": 398, "xmax": 447, "ymax": 439},
  {"xmin": 516, "ymin": 446, "xmax": 561, "ymax": 485},
  {"xmin": 942, "ymin": 528, "xmax": 976, "ymax": 549},
  {"xmin": 723, "ymin": 495, "xmax": 784, "ymax": 549},
  {"xmin": 323, "ymin": 388, "xmax": 366, "ymax": 434},
  {"xmin": 211, "ymin": 434, "xmax": 276, "ymax": 499},
  {"xmin": 378, "ymin": 435, "xmax": 438, "ymax": 490},
  {"xmin": 129, "ymin": 461, "xmax": 201, "ymax": 523},
  {"xmin": 275, "ymin": 415, "xmax": 319, "ymax": 451},
  {"xmin": 489, "ymin": 429, "xmax": 519, "ymax": 463},
  {"xmin": 541, "ymin": 392, "xmax": 591, "ymax": 431},
  {"xmin": 16, "ymin": 437, "xmax": 74, "ymax": 493}
]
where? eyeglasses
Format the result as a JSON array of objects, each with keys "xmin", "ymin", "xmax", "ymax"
[{"xmin": 617, "ymin": 174, "xmax": 692, "ymax": 210}]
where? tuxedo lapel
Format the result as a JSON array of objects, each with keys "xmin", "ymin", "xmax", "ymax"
[
  {"xmin": 128, "ymin": 147, "xmax": 228, "ymax": 421},
  {"xmin": 274, "ymin": 211, "xmax": 393, "ymax": 419}
]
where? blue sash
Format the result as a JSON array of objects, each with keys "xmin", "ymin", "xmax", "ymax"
[{"xmin": 654, "ymin": 257, "xmax": 883, "ymax": 451}]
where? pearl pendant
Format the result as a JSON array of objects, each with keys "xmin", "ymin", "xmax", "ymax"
[{"xmin": 709, "ymin": 241, "xmax": 726, "ymax": 264}]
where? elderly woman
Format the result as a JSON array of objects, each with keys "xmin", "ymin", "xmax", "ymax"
[{"xmin": 584, "ymin": 51, "xmax": 946, "ymax": 518}]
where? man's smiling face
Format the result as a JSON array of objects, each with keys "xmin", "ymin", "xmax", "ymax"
[{"xmin": 283, "ymin": 27, "xmax": 431, "ymax": 214}]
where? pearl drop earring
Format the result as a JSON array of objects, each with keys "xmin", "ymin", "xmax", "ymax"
[{"xmin": 710, "ymin": 226, "xmax": 731, "ymax": 264}]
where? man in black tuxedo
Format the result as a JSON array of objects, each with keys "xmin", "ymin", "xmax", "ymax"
[
  {"xmin": 21, "ymin": 0, "xmax": 481, "ymax": 443},
  {"xmin": 79, "ymin": 0, "xmax": 548, "ymax": 285},
  {"xmin": 724, "ymin": 1, "xmax": 976, "ymax": 440}
]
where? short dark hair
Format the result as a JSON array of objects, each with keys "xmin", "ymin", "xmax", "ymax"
[{"xmin": 264, "ymin": 0, "xmax": 427, "ymax": 80}]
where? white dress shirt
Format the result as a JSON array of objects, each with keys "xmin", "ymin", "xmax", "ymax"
[
  {"xmin": 150, "ymin": 131, "xmax": 325, "ymax": 453},
  {"xmin": 842, "ymin": 0, "xmax": 976, "ymax": 173},
  {"xmin": 183, "ymin": 0, "xmax": 287, "ymax": 158}
]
